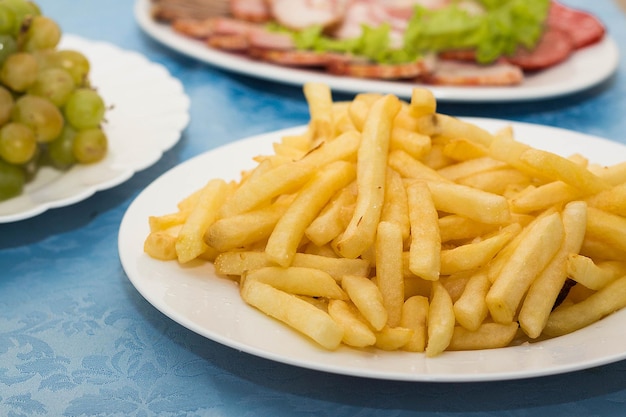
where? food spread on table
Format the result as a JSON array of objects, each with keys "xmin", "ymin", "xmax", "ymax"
[
  {"xmin": 0, "ymin": 0, "xmax": 108, "ymax": 201},
  {"xmin": 143, "ymin": 83, "xmax": 626, "ymax": 356},
  {"xmin": 149, "ymin": 0, "xmax": 606, "ymax": 86}
]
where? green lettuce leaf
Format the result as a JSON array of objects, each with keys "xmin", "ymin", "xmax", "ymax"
[{"xmin": 284, "ymin": 0, "xmax": 551, "ymax": 64}]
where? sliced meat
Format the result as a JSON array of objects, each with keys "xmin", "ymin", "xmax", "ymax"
[
  {"xmin": 249, "ymin": 48, "xmax": 335, "ymax": 67},
  {"xmin": 327, "ymin": 55, "xmax": 435, "ymax": 79},
  {"xmin": 230, "ymin": 0, "xmax": 272, "ymax": 22},
  {"xmin": 151, "ymin": 0, "xmax": 230, "ymax": 22},
  {"xmin": 247, "ymin": 28, "xmax": 296, "ymax": 50},
  {"xmin": 423, "ymin": 60, "xmax": 523, "ymax": 86},
  {"xmin": 547, "ymin": 1, "xmax": 606, "ymax": 49},
  {"xmin": 268, "ymin": 0, "xmax": 349, "ymax": 31},
  {"xmin": 207, "ymin": 34, "xmax": 250, "ymax": 51},
  {"xmin": 506, "ymin": 27, "xmax": 574, "ymax": 71}
]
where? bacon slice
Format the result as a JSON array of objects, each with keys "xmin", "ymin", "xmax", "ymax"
[
  {"xmin": 423, "ymin": 60, "xmax": 523, "ymax": 86},
  {"xmin": 547, "ymin": 1, "xmax": 606, "ymax": 49}
]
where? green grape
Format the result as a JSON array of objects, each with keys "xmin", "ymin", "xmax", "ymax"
[
  {"xmin": 22, "ymin": 15, "xmax": 61, "ymax": 52},
  {"xmin": 0, "ymin": 121, "xmax": 35, "ymax": 164},
  {"xmin": 46, "ymin": 123, "xmax": 75, "ymax": 169},
  {"xmin": 0, "ymin": 34, "xmax": 18, "ymax": 66},
  {"xmin": 64, "ymin": 88, "xmax": 105, "ymax": 130},
  {"xmin": 1, "ymin": 0, "xmax": 40, "ymax": 36},
  {"xmin": 12, "ymin": 94, "xmax": 63, "ymax": 142},
  {"xmin": 0, "ymin": 157, "xmax": 24, "ymax": 201},
  {"xmin": 28, "ymin": 67, "xmax": 75, "ymax": 106},
  {"xmin": 53, "ymin": 49, "xmax": 90, "ymax": 86},
  {"xmin": 0, "ymin": 51, "xmax": 37, "ymax": 91},
  {"xmin": 72, "ymin": 127, "xmax": 107, "ymax": 164},
  {"xmin": 0, "ymin": 4, "xmax": 16, "ymax": 35},
  {"xmin": 0, "ymin": 85, "xmax": 13, "ymax": 125}
]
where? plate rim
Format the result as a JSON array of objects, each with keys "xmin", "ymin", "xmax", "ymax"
[
  {"xmin": 118, "ymin": 118, "xmax": 626, "ymax": 382},
  {"xmin": 133, "ymin": 0, "xmax": 619, "ymax": 103},
  {"xmin": 0, "ymin": 34, "xmax": 190, "ymax": 223}
]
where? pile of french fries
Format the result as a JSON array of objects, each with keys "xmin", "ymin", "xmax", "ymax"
[{"xmin": 144, "ymin": 82, "xmax": 626, "ymax": 356}]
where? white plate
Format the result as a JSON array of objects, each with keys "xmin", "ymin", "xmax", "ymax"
[
  {"xmin": 134, "ymin": 0, "xmax": 619, "ymax": 103},
  {"xmin": 119, "ymin": 119, "xmax": 626, "ymax": 382},
  {"xmin": 0, "ymin": 34, "xmax": 190, "ymax": 223}
]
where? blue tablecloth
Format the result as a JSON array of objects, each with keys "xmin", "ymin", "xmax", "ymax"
[{"xmin": 2, "ymin": 1, "xmax": 626, "ymax": 415}]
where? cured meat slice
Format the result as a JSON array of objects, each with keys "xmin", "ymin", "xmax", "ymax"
[
  {"xmin": 230, "ymin": 0, "xmax": 271, "ymax": 22},
  {"xmin": 506, "ymin": 28, "xmax": 574, "ymax": 71},
  {"xmin": 249, "ymin": 48, "xmax": 335, "ymax": 67},
  {"xmin": 151, "ymin": 0, "xmax": 230, "ymax": 21},
  {"xmin": 547, "ymin": 1, "xmax": 606, "ymax": 49},
  {"xmin": 268, "ymin": 0, "xmax": 349, "ymax": 31},
  {"xmin": 423, "ymin": 60, "xmax": 523, "ymax": 86},
  {"xmin": 327, "ymin": 55, "xmax": 436, "ymax": 79}
]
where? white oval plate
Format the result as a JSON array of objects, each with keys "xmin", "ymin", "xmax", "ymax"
[
  {"xmin": 0, "ymin": 34, "xmax": 190, "ymax": 223},
  {"xmin": 119, "ymin": 119, "xmax": 626, "ymax": 382},
  {"xmin": 134, "ymin": 0, "xmax": 619, "ymax": 103}
]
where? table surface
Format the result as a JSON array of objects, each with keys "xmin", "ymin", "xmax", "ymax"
[{"xmin": 2, "ymin": 1, "xmax": 626, "ymax": 416}]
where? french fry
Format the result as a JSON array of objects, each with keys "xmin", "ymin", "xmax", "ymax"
[
  {"xmin": 438, "ymin": 215, "xmax": 498, "ymax": 243},
  {"xmin": 214, "ymin": 251, "xmax": 370, "ymax": 280},
  {"xmin": 437, "ymin": 157, "xmax": 507, "ymax": 182},
  {"xmin": 427, "ymin": 180, "xmax": 511, "ymax": 225},
  {"xmin": 266, "ymin": 160, "xmax": 355, "ymax": 266},
  {"xmin": 240, "ymin": 278, "xmax": 344, "ymax": 350},
  {"xmin": 381, "ymin": 169, "xmax": 411, "ymax": 241},
  {"xmin": 341, "ymin": 274, "xmax": 388, "ymax": 331},
  {"xmin": 440, "ymin": 223, "xmax": 521, "ymax": 275},
  {"xmin": 442, "ymin": 138, "xmax": 488, "ymax": 161},
  {"xmin": 335, "ymin": 94, "xmax": 401, "ymax": 259},
  {"xmin": 144, "ymin": 227, "xmax": 180, "ymax": 261},
  {"xmin": 566, "ymin": 254, "xmax": 626, "ymax": 291},
  {"xmin": 305, "ymin": 182, "xmax": 356, "ymax": 246},
  {"xmin": 585, "ymin": 206, "xmax": 626, "ymax": 254},
  {"xmin": 434, "ymin": 114, "xmax": 495, "ymax": 148},
  {"xmin": 205, "ymin": 195, "xmax": 293, "ymax": 251},
  {"xmin": 409, "ymin": 87, "xmax": 436, "ymax": 117},
  {"xmin": 375, "ymin": 326, "xmax": 413, "ymax": 351},
  {"xmin": 303, "ymin": 82, "xmax": 334, "ymax": 141},
  {"xmin": 376, "ymin": 221, "xmax": 405, "ymax": 327},
  {"xmin": 585, "ymin": 182, "xmax": 626, "ymax": 216},
  {"xmin": 390, "ymin": 127, "xmax": 431, "ymax": 160},
  {"xmin": 453, "ymin": 270, "xmax": 491, "ymax": 331},
  {"xmin": 328, "ymin": 299, "xmax": 377, "ymax": 348},
  {"xmin": 510, "ymin": 181, "xmax": 581, "ymax": 213},
  {"xmin": 457, "ymin": 168, "xmax": 530, "ymax": 195},
  {"xmin": 348, "ymin": 92, "xmax": 381, "ymax": 132},
  {"xmin": 518, "ymin": 201, "xmax": 587, "ymax": 338},
  {"xmin": 219, "ymin": 130, "xmax": 360, "ymax": 217},
  {"xmin": 543, "ymin": 275, "xmax": 626, "ymax": 337},
  {"xmin": 425, "ymin": 281, "xmax": 455, "ymax": 357},
  {"xmin": 406, "ymin": 181, "xmax": 440, "ymax": 281},
  {"xmin": 448, "ymin": 322, "xmax": 519, "ymax": 351},
  {"xmin": 486, "ymin": 211, "xmax": 564, "ymax": 324},
  {"xmin": 400, "ymin": 295, "xmax": 429, "ymax": 352},
  {"xmin": 519, "ymin": 148, "xmax": 611, "ymax": 195},
  {"xmin": 389, "ymin": 150, "xmax": 449, "ymax": 182},
  {"xmin": 245, "ymin": 266, "xmax": 347, "ymax": 300},
  {"xmin": 176, "ymin": 179, "xmax": 229, "ymax": 263}
]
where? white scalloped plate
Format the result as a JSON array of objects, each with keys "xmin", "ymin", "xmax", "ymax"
[
  {"xmin": 119, "ymin": 119, "xmax": 626, "ymax": 382},
  {"xmin": 0, "ymin": 34, "xmax": 190, "ymax": 223},
  {"xmin": 134, "ymin": 0, "xmax": 619, "ymax": 102}
]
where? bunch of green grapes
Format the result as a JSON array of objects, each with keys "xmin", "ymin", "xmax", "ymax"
[{"xmin": 0, "ymin": 0, "xmax": 108, "ymax": 201}]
